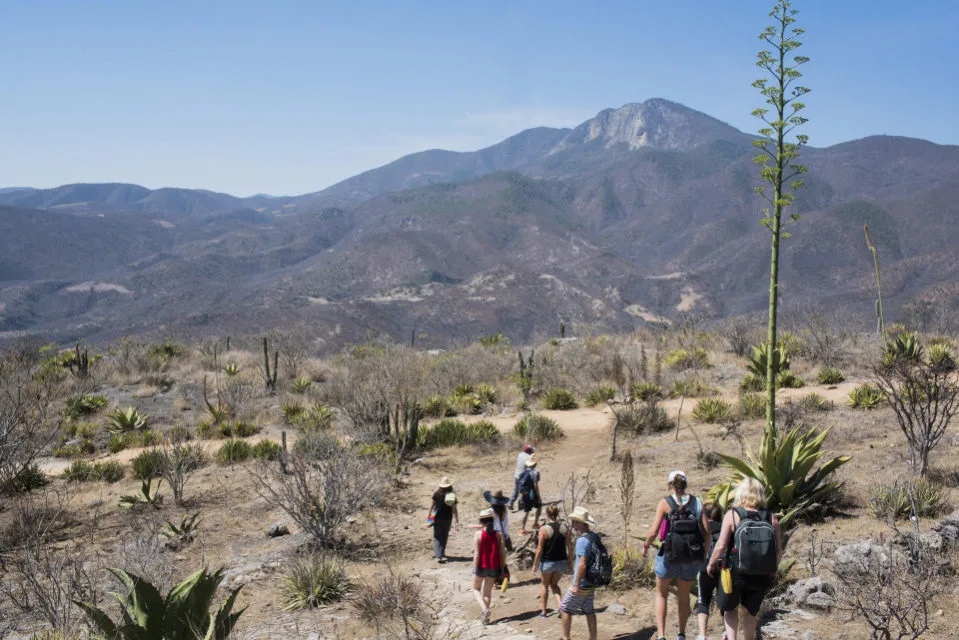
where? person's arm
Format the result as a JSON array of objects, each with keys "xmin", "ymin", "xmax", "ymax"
[
  {"xmin": 772, "ymin": 514, "xmax": 783, "ymax": 564},
  {"xmin": 707, "ymin": 512, "xmax": 734, "ymax": 576},
  {"xmin": 473, "ymin": 531, "xmax": 481, "ymax": 571},
  {"xmin": 642, "ymin": 499, "xmax": 667, "ymax": 557},
  {"xmin": 497, "ymin": 532, "xmax": 508, "ymax": 570},
  {"xmin": 427, "ymin": 496, "xmax": 435, "ymax": 522},
  {"xmin": 572, "ymin": 551, "xmax": 586, "ymax": 594},
  {"xmin": 533, "ymin": 526, "xmax": 547, "ymax": 572},
  {"xmin": 700, "ymin": 506, "xmax": 711, "ymax": 562},
  {"xmin": 453, "ymin": 502, "xmax": 459, "ymax": 527}
]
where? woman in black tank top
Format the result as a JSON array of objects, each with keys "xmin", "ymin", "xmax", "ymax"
[{"xmin": 533, "ymin": 505, "xmax": 574, "ymax": 617}]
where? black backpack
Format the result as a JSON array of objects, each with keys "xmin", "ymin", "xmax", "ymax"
[
  {"xmin": 731, "ymin": 508, "xmax": 778, "ymax": 576},
  {"xmin": 664, "ymin": 495, "xmax": 704, "ymax": 563},
  {"xmin": 583, "ymin": 532, "xmax": 613, "ymax": 587}
]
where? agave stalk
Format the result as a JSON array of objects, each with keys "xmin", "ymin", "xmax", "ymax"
[{"xmin": 865, "ymin": 224, "xmax": 886, "ymax": 342}]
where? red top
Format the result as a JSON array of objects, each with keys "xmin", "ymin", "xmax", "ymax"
[{"xmin": 477, "ymin": 529, "xmax": 501, "ymax": 569}]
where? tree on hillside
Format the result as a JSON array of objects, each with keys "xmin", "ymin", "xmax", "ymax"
[{"xmin": 753, "ymin": 0, "xmax": 809, "ymax": 436}]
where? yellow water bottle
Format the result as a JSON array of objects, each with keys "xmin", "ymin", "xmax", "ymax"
[{"xmin": 500, "ymin": 577, "xmax": 508, "ymax": 592}]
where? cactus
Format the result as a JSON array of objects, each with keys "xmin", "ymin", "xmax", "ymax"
[
  {"xmin": 560, "ymin": 320, "xmax": 566, "ymax": 338},
  {"xmin": 66, "ymin": 342, "xmax": 91, "ymax": 378},
  {"xmin": 516, "ymin": 349, "xmax": 535, "ymax": 406},
  {"xmin": 263, "ymin": 337, "xmax": 279, "ymax": 393}
]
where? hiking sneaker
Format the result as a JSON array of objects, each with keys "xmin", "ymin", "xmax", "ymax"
[
  {"xmin": 677, "ymin": 634, "xmax": 686, "ymax": 640},
  {"xmin": 481, "ymin": 608, "xmax": 491, "ymax": 625}
]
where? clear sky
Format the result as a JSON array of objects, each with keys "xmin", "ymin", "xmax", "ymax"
[{"xmin": 1, "ymin": 0, "xmax": 956, "ymax": 196}]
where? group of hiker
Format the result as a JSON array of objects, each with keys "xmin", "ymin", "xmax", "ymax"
[{"xmin": 427, "ymin": 445, "xmax": 782, "ymax": 640}]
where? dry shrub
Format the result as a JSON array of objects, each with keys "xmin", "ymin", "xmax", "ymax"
[{"xmin": 353, "ymin": 571, "xmax": 459, "ymax": 640}]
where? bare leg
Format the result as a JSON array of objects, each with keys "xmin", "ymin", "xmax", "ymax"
[
  {"xmin": 698, "ymin": 611, "xmax": 709, "ymax": 638},
  {"xmin": 471, "ymin": 576, "xmax": 487, "ymax": 614},
  {"xmin": 655, "ymin": 576, "xmax": 670, "ymax": 638},
  {"xmin": 533, "ymin": 505, "xmax": 542, "ymax": 529},
  {"xmin": 562, "ymin": 609, "xmax": 572, "ymax": 640},
  {"xmin": 676, "ymin": 578, "xmax": 693, "ymax": 634},
  {"xmin": 586, "ymin": 613, "xmax": 598, "ymax": 640},
  {"xmin": 740, "ymin": 608, "xmax": 758, "ymax": 640},
  {"xmin": 482, "ymin": 577, "xmax": 494, "ymax": 612},
  {"xmin": 540, "ymin": 576, "xmax": 549, "ymax": 614},
  {"xmin": 724, "ymin": 607, "xmax": 740, "ymax": 640},
  {"xmin": 550, "ymin": 574, "xmax": 564, "ymax": 609}
]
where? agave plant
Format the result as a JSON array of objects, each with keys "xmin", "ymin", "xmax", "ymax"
[
  {"xmin": 222, "ymin": 363, "xmax": 240, "ymax": 377},
  {"xmin": 745, "ymin": 343, "xmax": 790, "ymax": 380},
  {"xmin": 164, "ymin": 513, "xmax": 201, "ymax": 545},
  {"xmin": 882, "ymin": 331, "xmax": 923, "ymax": 367},
  {"xmin": 927, "ymin": 344, "xmax": 958, "ymax": 374},
  {"xmin": 75, "ymin": 566, "xmax": 244, "ymax": 640},
  {"xmin": 119, "ymin": 479, "xmax": 163, "ymax": 510},
  {"xmin": 290, "ymin": 377, "xmax": 313, "ymax": 394},
  {"xmin": 707, "ymin": 426, "xmax": 851, "ymax": 529},
  {"xmin": 108, "ymin": 407, "xmax": 149, "ymax": 433}
]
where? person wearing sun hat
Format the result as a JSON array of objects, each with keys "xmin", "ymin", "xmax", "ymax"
[
  {"xmin": 559, "ymin": 505, "xmax": 599, "ymax": 640},
  {"xmin": 518, "ymin": 456, "xmax": 542, "ymax": 535},
  {"xmin": 428, "ymin": 477, "xmax": 459, "ymax": 563},
  {"xmin": 472, "ymin": 508, "xmax": 508, "ymax": 625},
  {"xmin": 510, "ymin": 444, "xmax": 535, "ymax": 510},
  {"xmin": 642, "ymin": 470, "xmax": 709, "ymax": 640}
]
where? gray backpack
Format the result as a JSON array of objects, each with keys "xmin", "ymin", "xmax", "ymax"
[{"xmin": 731, "ymin": 508, "xmax": 777, "ymax": 576}]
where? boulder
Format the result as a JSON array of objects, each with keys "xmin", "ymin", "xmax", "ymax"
[
  {"xmin": 933, "ymin": 508, "xmax": 959, "ymax": 544},
  {"xmin": 605, "ymin": 603, "xmax": 627, "ymax": 615},
  {"xmin": 832, "ymin": 540, "xmax": 903, "ymax": 572},
  {"xmin": 267, "ymin": 522, "xmax": 290, "ymax": 538},
  {"xmin": 775, "ymin": 576, "xmax": 836, "ymax": 611}
]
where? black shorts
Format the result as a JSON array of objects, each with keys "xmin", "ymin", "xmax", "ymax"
[
  {"xmin": 474, "ymin": 567, "xmax": 502, "ymax": 579},
  {"xmin": 723, "ymin": 575, "xmax": 772, "ymax": 616},
  {"xmin": 696, "ymin": 569, "xmax": 718, "ymax": 615}
]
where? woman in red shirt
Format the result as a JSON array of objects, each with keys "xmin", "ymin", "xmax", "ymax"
[{"xmin": 472, "ymin": 508, "xmax": 508, "ymax": 625}]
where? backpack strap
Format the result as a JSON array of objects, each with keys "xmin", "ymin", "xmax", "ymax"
[{"xmin": 665, "ymin": 495, "xmax": 682, "ymax": 513}]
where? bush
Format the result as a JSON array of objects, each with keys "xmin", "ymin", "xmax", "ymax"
[
  {"xmin": 352, "ymin": 573, "xmax": 422, "ymax": 623},
  {"xmin": 195, "ymin": 420, "xmax": 219, "ymax": 439},
  {"xmin": 868, "ymin": 478, "xmax": 947, "ymax": 520},
  {"xmin": 609, "ymin": 548, "xmax": 656, "ymax": 591},
  {"xmin": 665, "ymin": 347, "xmax": 710, "ymax": 371},
  {"xmin": 217, "ymin": 438, "xmax": 252, "ymax": 464},
  {"xmin": 3, "ymin": 464, "xmax": 47, "ymax": 495},
  {"xmin": 542, "ymin": 388, "xmax": 578, "ymax": 410},
  {"xmin": 632, "ymin": 382, "xmax": 664, "ymax": 402},
  {"xmin": 614, "ymin": 405, "xmax": 673, "ymax": 436},
  {"xmin": 695, "ymin": 450, "xmax": 723, "ymax": 470},
  {"xmin": 514, "ymin": 414, "xmax": 563, "ymax": 441},
  {"xmin": 290, "ymin": 404, "xmax": 335, "ymax": 431},
  {"xmin": 475, "ymin": 383, "xmax": 497, "ymax": 406},
  {"xmin": 692, "ymin": 398, "xmax": 733, "ymax": 424},
  {"xmin": 737, "ymin": 392, "xmax": 767, "ymax": 420},
  {"xmin": 252, "ymin": 439, "xmax": 283, "ymax": 461},
  {"xmin": 291, "ymin": 377, "xmax": 313, "ymax": 394},
  {"xmin": 849, "ymin": 383, "xmax": 884, "ymax": 410},
  {"xmin": 776, "ymin": 371, "xmax": 805, "ymax": 389},
  {"xmin": 219, "ymin": 420, "xmax": 261, "ymax": 438},
  {"xmin": 52, "ymin": 440, "xmax": 95, "ymax": 458},
  {"xmin": 108, "ymin": 432, "xmax": 135, "ymax": 453},
  {"xmin": 584, "ymin": 385, "xmax": 616, "ymax": 407},
  {"xmin": 168, "ymin": 424, "xmax": 193, "ymax": 442},
  {"xmin": 282, "ymin": 402, "xmax": 304, "ymax": 424},
  {"xmin": 64, "ymin": 393, "xmax": 108, "ymax": 419},
  {"xmin": 799, "ymin": 393, "xmax": 833, "ymax": 413},
  {"xmin": 137, "ymin": 429, "xmax": 162, "ymax": 447},
  {"xmin": 422, "ymin": 394, "xmax": 454, "ymax": 418},
  {"xmin": 63, "ymin": 460, "xmax": 125, "ymax": 483},
  {"xmin": 131, "ymin": 449, "xmax": 167, "ymax": 480},
  {"xmin": 670, "ymin": 378, "xmax": 717, "ymax": 398},
  {"xmin": 817, "ymin": 366, "xmax": 845, "ymax": 385},
  {"xmin": 739, "ymin": 373, "xmax": 764, "ymax": 392},
  {"xmin": 927, "ymin": 343, "xmax": 958, "ymax": 374},
  {"xmin": 281, "ymin": 554, "xmax": 352, "ymax": 610},
  {"xmin": 353, "ymin": 442, "xmax": 399, "ymax": 468},
  {"xmin": 71, "ymin": 422, "xmax": 99, "ymax": 439},
  {"xmin": 418, "ymin": 419, "xmax": 500, "ymax": 449},
  {"xmin": 108, "ymin": 406, "xmax": 148, "ymax": 433}
]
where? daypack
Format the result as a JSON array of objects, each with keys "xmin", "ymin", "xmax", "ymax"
[
  {"xmin": 584, "ymin": 532, "xmax": 613, "ymax": 587},
  {"xmin": 664, "ymin": 495, "xmax": 704, "ymax": 563},
  {"xmin": 731, "ymin": 508, "xmax": 778, "ymax": 576},
  {"xmin": 518, "ymin": 469, "xmax": 537, "ymax": 499}
]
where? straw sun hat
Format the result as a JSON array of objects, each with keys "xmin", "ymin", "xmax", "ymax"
[{"xmin": 568, "ymin": 506, "xmax": 596, "ymax": 526}]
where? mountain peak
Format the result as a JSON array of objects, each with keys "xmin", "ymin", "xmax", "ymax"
[{"xmin": 555, "ymin": 98, "xmax": 748, "ymax": 153}]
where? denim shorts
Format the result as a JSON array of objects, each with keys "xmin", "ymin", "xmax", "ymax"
[
  {"xmin": 654, "ymin": 553, "xmax": 702, "ymax": 582},
  {"xmin": 540, "ymin": 559, "xmax": 568, "ymax": 574}
]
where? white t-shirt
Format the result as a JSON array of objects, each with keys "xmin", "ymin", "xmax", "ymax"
[
  {"xmin": 514, "ymin": 452, "xmax": 531, "ymax": 479},
  {"xmin": 493, "ymin": 510, "xmax": 509, "ymax": 537}
]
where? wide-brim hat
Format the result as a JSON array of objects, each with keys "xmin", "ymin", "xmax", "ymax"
[
  {"xmin": 483, "ymin": 490, "xmax": 510, "ymax": 506},
  {"xmin": 438, "ymin": 477, "xmax": 453, "ymax": 489},
  {"xmin": 568, "ymin": 506, "xmax": 596, "ymax": 526},
  {"xmin": 525, "ymin": 457, "xmax": 538, "ymax": 468},
  {"xmin": 479, "ymin": 508, "xmax": 494, "ymax": 520}
]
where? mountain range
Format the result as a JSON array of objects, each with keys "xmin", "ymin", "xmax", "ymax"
[{"xmin": 3, "ymin": 98, "xmax": 958, "ymax": 349}]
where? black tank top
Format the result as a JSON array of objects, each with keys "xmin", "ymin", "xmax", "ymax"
[{"xmin": 543, "ymin": 522, "xmax": 568, "ymax": 561}]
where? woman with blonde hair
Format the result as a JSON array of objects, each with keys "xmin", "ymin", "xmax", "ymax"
[
  {"xmin": 533, "ymin": 504, "xmax": 573, "ymax": 617},
  {"xmin": 706, "ymin": 478, "xmax": 782, "ymax": 640}
]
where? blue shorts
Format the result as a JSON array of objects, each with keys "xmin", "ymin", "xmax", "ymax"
[
  {"xmin": 654, "ymin": 553, "xmax": 702, "ymax": 582},
  {"xmin": 540, "ymin": 559, "xmax": 568, "ymax": 574}
]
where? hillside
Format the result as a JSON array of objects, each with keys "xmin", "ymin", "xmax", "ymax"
[{"xmin": 2, "ymin": 100, "xmax": 959, "ymax": 347}]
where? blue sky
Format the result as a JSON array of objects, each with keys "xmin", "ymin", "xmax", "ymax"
[{"xmin": 1, "ymin": 0, "xmax": 956, "ymax": 196}]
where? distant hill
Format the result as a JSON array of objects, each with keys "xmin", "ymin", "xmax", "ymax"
[{"xmin": 3, "ymin": 99, "xmax": 958, "ymax": 348}]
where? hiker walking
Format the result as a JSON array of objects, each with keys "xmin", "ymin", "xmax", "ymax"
[
  {"xmin": 559, "ymin": 506, "xmax": 604, "ymax": 640},
  {"xmin": 472, "ymin": 508, "xmax": 508, "ymax": 625},
  {"xmin": 483, "ymin": 489, "xmax": 513, "ymax": 551},
  {"xmin": 695, "ymin": 502, "xmax": 725, "ymax": 640},
  {"xmin": 533, "ymin": 504, "xmax": 573, "ymax": 618},
  {"xmin": 707, "ymin": 478, "xmax": 782, "ymax": 640},
  {"xmin": 518, "ymin": 457, "xmax": 542, "ymax": 534},
  {"xmin": 643, "ymin": 470, "xmax": 709, "ymax": 640},
  {"xmin": 428, "ymin": 477, "xmax": 459, "ymax": 563},
  {"xmin": 510, "ymin": 444, "xmax": 535, "ymax": 510}
]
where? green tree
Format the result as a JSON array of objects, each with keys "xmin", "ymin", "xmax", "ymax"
[{"xmin": 753, "ymin": 0, "xmax": 809, "ymax": 435}]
